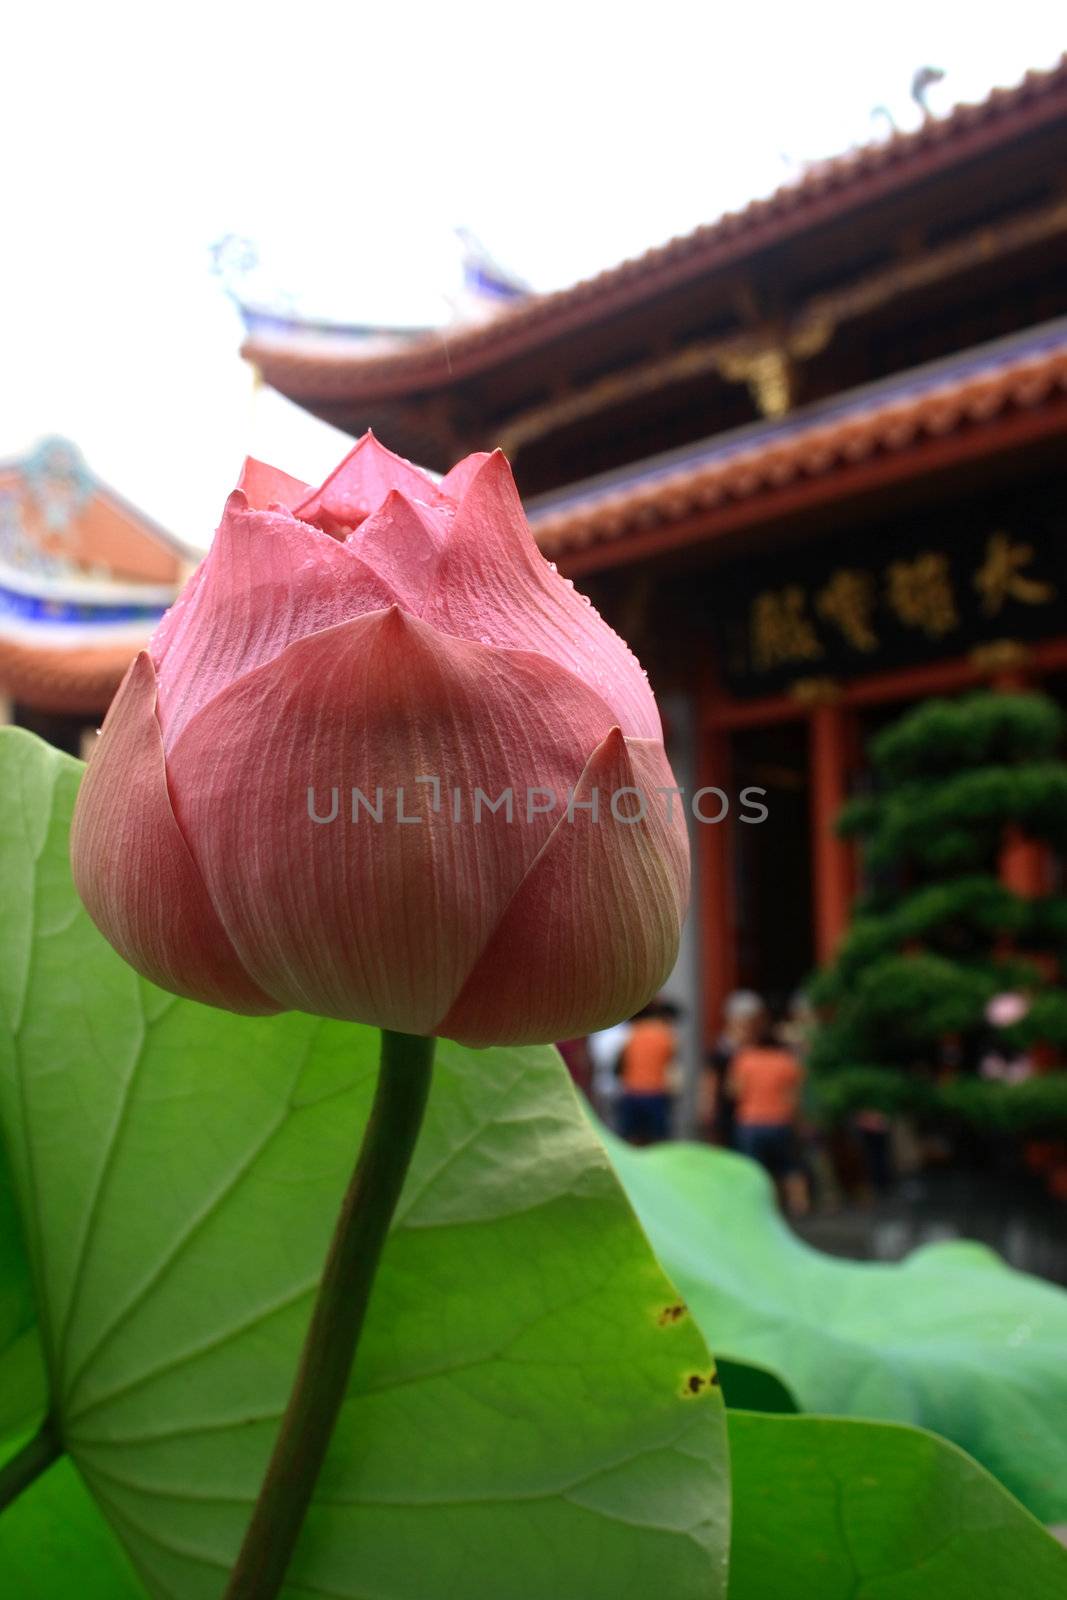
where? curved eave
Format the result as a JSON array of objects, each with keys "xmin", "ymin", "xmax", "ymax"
[
  {"xmin": 0, "ymin": 640, "xmax": 144, "ymax": 716},
  {"xmin": 244, "ymin": 57, "xmax": 1067, "ymax": 405},
  {"xmin": 530, "ymin": 341, "xmax": 1067, "ymax": 574}
]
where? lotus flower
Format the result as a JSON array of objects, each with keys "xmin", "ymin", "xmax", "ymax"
[{"xmin": 71, "ymin": 437, "xmax": 689, "ymax": 1045}]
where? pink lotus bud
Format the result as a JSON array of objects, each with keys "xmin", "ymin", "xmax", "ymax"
[{"xmin": 71, "ymin": 437, "xmax": 689, "ymax": 1045}]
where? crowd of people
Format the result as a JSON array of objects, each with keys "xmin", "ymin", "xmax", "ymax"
[{"xmin": 558, "ymin": 990, "xmax": 815, "ymax": 1217}]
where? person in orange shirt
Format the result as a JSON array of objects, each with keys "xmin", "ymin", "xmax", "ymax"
[
  {"xmin": 728, "ymin": 1022, "xmax": 809, "ymax": 1215},
  {"xmin": 618, "ymin": 999, "xmax": 680, "ymax": 1144}
]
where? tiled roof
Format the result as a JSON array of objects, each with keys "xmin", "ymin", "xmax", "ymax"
[
  {"xmin": 529, "ymin": 324, "xmax": 1067, "ymax": 564},
  {"xmin": 245, "ymin": 57, "xmax": 1067, "ymax": 400},
  {"xmin": 0, "ymin": 440, "xmax": 186, "ymax": 715}
]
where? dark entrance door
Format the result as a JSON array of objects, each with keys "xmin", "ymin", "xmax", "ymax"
[{"xmin": 732, "ymin": 721, "xmax": 813, "ymax": 1015}]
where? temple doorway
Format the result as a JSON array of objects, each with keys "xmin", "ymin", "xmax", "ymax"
[{"xmin": 731, "ymin": 721, "xmax": 813, "ymax": 1014}]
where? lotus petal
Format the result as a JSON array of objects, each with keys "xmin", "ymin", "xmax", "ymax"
[
  {"xmin": 426, "ymin": 453, "xmax": 661, "ymax": 739},
  {"xmin": 236, "ymin": 456, "xmax": 311, "ymax": 511},
  {"xmin": 295, "ymin": 433, "xmax": 443, "ymax": 535},
  {"xmin": 151, "ymin": 492, "xmax": 399, "ymax": 751},
  {"xmin": 438, "ymin": 731, "xmax": 689, "ymax": 1045},
  {"xmin": 70, "ymin": 654, "xmax": 278, "ymax": 1014}
]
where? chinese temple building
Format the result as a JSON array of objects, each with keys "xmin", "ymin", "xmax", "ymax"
[
  {"xmin": 244, "ymin": 59, "xmax": 1067, "ymax": 1049},
  {"xmin": 0, "ymin": 439, "xmax": 189, "ymax": 756}
]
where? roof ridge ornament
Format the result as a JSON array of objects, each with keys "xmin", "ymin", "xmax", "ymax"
[{"xmin": 22, "ymin": 437, "xmax": 94, "ymax": 536}]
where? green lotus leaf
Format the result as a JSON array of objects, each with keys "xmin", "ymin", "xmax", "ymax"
[
  {"xmin": 728, "ymin": 1410, "xmax": 1067, "ymax": 1598},
  {"xmin": 606, "ymin": 1134, "xmax": 1067, "ymax": 1520},
  {"xmin": 0, "ymin": 727, "xmax": 728, "ymax": 1600},
  {"xmin": 0, "ymin": 961, "xmax": 140, "ymax": 1599},
  {"xmin": 0, "ymin": 1454, "xmax": 148, "ymax": 1598},
  {"xmin": 0, "ymin": 1145, "xmax": 47, "ymax": 1447},
  {"xmin": 713, "ymin": 1357, "xmax": 796, "ymax": 1414}
]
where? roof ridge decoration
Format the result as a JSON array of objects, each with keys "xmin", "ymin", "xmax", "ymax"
[
  {"xmin": 22, "ymin": 437, "xmax": 95, "ymax": 532},
  {"xmin": 0, "ymin": 438, "xmax": 96, "ymax": 584},
  {"xmin": 0, "ymin": 435, "xmax": 192, "ymax": 572}
]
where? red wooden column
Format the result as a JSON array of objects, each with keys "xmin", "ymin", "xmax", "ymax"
[
  {"xmin": 801, "ymin": 679, "xmax": 855, "ymax": 965},
  {"xmin": 1001, "ymin": 822, "xmax": 1049, "ymax": 900},
  {"xmin": 698, "ymin": 722, "xmax": 739, "ymax": 1049},
  {"xmin": 978, "ymin": 643, "xmax": 1050, "ymax": 899}
]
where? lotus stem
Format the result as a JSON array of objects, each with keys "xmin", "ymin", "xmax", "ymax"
[{"xmin": 224, "ymin": 1029, "xmax": 435, "ymax": 1600}]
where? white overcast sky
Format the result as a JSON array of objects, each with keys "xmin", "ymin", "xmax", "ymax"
[{"xmin": 2, "ymin": 2, "xmax": 1064, "ymax": 548}]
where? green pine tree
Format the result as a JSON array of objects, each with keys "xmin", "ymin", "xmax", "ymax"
[{"xmin": 809, "ymin": 690, "xmax": 1067, "ymax": 1139}]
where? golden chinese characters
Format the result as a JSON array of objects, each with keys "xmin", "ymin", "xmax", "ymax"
[
  {"xmin": 974, "ymin": 532, "xmax": 1057, "ymax": 615},
  {"xmin": 885, "ymin": 552, "xmax": 959, "ymax": 638},
  {"xmin": 816, "ymin": 568, "xmax": 878, "ymax": 652},
  {"xmin": 750, "ymin": 586, "xmax": 824, "ymax": 671}
]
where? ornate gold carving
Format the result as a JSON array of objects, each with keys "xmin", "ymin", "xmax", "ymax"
[
  {"xmin": 789, "ymin": 676, "xmax": 843, "ymax": 707},
  {"xmin": 712, "ymin": 346, "xmax": 790, "ymax": 418},
  {"xmin": 969, "ymin": 640, "xmax": 1034, "ymax": 676},
  {"xmin": 712, "ymin": 315, "xmax": 836, "ymax": 416}
]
